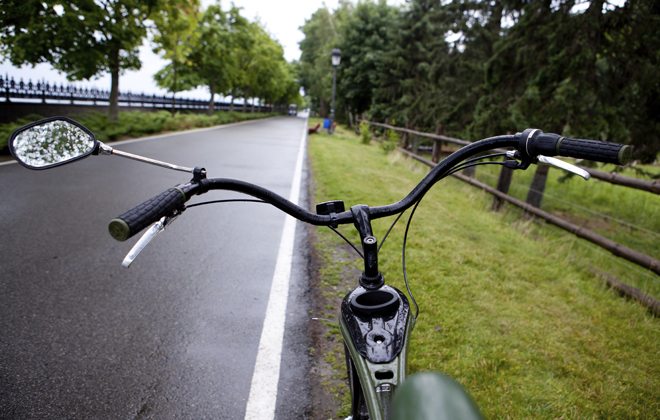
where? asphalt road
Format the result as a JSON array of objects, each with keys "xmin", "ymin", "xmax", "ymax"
[{"xmin": 0, "ymin": 116, "xmax": 312, "ymax": 419}]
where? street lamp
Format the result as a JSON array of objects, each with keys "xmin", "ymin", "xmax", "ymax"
[{"xmin": 329, "ymin": 48, "xmax": 341, "ymax": 134}]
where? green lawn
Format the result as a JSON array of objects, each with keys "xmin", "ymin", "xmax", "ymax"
[
  {"xmin": 473, "ymin": 162, "xmax": 659, "ymax": 260},
  {"xmin": 307, "ymin": 122, "xmax": 659, "ymax": 419}
]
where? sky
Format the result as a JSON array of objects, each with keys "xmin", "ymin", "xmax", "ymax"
[{"xmin": 0, "ymin": 0, "xmax": 343, "ymax": 100}]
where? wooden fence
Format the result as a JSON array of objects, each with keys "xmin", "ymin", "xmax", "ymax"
[
  {"xmin": 362, "ymin": 120, "xmax": 659, "ymax": 277},
  {"xmin": 365, "ymin": 121, "xmax": 658, "ymax": 194}
]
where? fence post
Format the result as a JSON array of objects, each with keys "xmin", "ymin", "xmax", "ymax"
[
  {"xmin": 462, "ymin": 165, "xmax": 476, "ymax": 178},
  {"xmin": 526, "ymin": 164, "xmax": 549, "ymax": 208},
  {"xmin": 431, "ymin": 140, "xmax": 442, "ymax": 163},
  {"xmin": 491, "ymin": 166, "xmax": 514, "ymax": 211},
  {"xmin": 411, "ymin": 136, "xmax": 419, "ymax": 154}
]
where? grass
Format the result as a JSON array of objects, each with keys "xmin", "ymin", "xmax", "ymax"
[
  {"xmin": 472, "ymin": 163, "xmax": 659, "ymax": 260},
  {"xmin": 307, "ymin": 120, "xmax": 659, "ymax": 419},
  {"xmin": 0, "ymin": 110, "xmax": 276, "ymax": 153}
]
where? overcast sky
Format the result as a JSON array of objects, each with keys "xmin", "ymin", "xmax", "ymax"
[{"xmin": 0, "ymin": 0, "xmax": 345, "ymax": 99}]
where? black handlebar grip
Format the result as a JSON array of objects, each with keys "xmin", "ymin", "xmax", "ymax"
[
  {"xmin": 519, "ymin": 129, "xmax": 632, "ymax": 165},
  {"xmin": 108, "ymin": 187, "xmax": 186, "ymax": 241},
  {"xmin": 557, "ymin": 137, "xmax": 632, "ymax": 165}
]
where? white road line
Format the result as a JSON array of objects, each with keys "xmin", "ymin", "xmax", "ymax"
[
  {"xmin": 244, "ymin": 118, "xmax": 308, "ymax": 420},
  {"xmin": 0, "ymin": 117, "xmax": 270, "ymax": 167}
]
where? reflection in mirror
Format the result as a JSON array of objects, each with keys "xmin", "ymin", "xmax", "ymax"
[{"xmin": 11, "ymin": 120, "xmax": 96, "ymax": 168}]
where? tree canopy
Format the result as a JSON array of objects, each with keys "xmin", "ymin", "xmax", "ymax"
[
  {"xmin": 0, "ymin": 0, "xmax": 301, "ymax": 118},
  {"xmin": 299, "ymin": 0, "xmax": 659, "ymax": 162},
  {"xmin": 153, "ymin": 1, "xmax": 301, "ymax": 112},
  {"xmin": 0, "ymin": 0, "xmax": 158, "ymax": 120}
]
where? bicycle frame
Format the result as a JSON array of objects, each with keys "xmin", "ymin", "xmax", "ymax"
[{"xmin": 341, "ymin": 284, "xmax": 414, "ymax": 419}]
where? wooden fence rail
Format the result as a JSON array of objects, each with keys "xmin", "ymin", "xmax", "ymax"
[
  {"xmin": 398, "ymin": 148, "xmax": 660, "ymax": 276},
  {"xmin": 362, "ymin": 120, "xmax": 659, "ymax": 195},
  {"xmin": 362, "ymin": 120, "xmax": 659, "ymax": 277}
]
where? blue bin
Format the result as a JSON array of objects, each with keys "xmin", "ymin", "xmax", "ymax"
[{"xmin": 323, "ymin": 118, "xmax": 331, "ymax": 129}]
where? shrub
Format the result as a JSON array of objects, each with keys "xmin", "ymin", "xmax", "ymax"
[
  {"xmin": 0, "ymin": 114, "xmax": 45, "ymax": 153},
  {"xmin": 380, "ymin": 128, "xmax": 399, "ymax": 153},
  {"xmin": 359, "ymin": 121, "xmax": 371, "ymax": 145},
  {"xmin": 0, "ymin": 110, "xmax": 275, "ymax": 154}
]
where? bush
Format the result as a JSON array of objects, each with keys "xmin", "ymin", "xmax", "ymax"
[
  {"xmin": 0, "ymin": 113, "xmax": 45, "ymax": 153},
  {"xmin": 380, "ymin": 128, "xmax": 399, "ymax": 153},
  {"xmin": 359, "ymin": 121, "xmax": 371, "ymax": 145},
  {"xmin": 0, "ymin": 110, "xmax": 275, "ymax": 154}
]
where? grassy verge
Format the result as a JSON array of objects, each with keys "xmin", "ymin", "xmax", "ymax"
[
  {"xmin": 307, "ymin": 120, "xmax": 659, "ymax": 418},
  {"xmin": 472, "ymin": 163, "xmax": 659, "ymax": 259},
  {"xmin": 0, "ymin": 110, "xmax": 276, "ymax": 153},
  {"xmin": 408, "ymin": 140, "xmax": 658, "ymax": 259}
]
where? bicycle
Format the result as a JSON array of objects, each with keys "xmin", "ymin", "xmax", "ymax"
[{"xmin": 8, "ymin": 116, "xmax": 631, "ymax": 419}]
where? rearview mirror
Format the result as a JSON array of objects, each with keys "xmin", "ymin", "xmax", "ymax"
[{"xmin": 9, "ymin": 117, "xmax": 98, "ymax": 170}]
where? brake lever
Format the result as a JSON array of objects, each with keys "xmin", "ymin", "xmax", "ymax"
[
  {"xmin": 121, "ymin": 215, "xmax": 176, "ymax": 268},
  {"xmin": 505, "ymin": 151, "xmax": 590, "ymax": 179},
  {"xmin": 537, "ymin": 155, "xmax": 590, "ymax": 180}
]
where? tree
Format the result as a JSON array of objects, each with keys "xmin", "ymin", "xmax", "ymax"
[
  {"xmin": 0, "ymin": 0, "xmax": 158, "ymax": 121},
  {"xmin": 372, "ymin": 0, "xmax": 451, "ymax": 130},
  {"xmin": 337, "ymin": 1, "xmax": 398, "ymax": 119},
  {"xmin": 246, "ymin": 26, "xmax": 287, "ymax": 109},
  {"xmin": 186, "ymin": 2, "xmax": 236, "ymax": 113},
  {"xmin": 151, "ymin": 0, "xmax": 201, "ymax": 108},
  {"xmin": 299, "ymin": 2, "xmax": 351, "ymax": 117},
  {"xmin": 470, "ymin": 0, "xmax": 658, "ymax": 161},
  {"xmin": 224, "ymin": 6, "xmax": 256, "ymax": 110}
]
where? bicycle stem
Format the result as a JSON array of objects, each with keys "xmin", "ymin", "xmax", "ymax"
[{"xmin": 351, "ymin": 205, "xmax": 384, "ymax": 289}]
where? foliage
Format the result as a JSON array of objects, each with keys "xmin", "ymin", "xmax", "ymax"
[
  {"xmin": 0, "ymin": 1, "xmax": 301, "ymax": 119},
  {"xmin": 380, "ymin": 129, "xmax": 399, "ymax": 153},
  {"xmin": 0, "ymin": 0, "xmax": 159, "ymax": 121},
  {"xmin": 359, "ymin": 121, "xmax": 371, "ymax": 145},
  {"xmin": 155, "ymin": 2, "xmax": 301, "ymax": 112},
  {"xmin": 307, "ymin": 123, "xmax": 659, "ymax": 418},
  {"xmin": 301, "ymin": 0, "xmax": 659, "ymax": 162},
  {"xmin": 298, "ymin": 2, "xmax": 352, "ymax": 117},
  {"xmin": 337, "ymin": 1, "xmax": 398, "ymax": 119},
  {"xmin": 0, "ymin": 114, "xmax": 46, "ymax": 153},
  {"xmin": 151, "ymin": 0, "xmax": 201, "ymax": 96}
]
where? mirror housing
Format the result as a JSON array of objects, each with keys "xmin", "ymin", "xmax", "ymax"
[{"xmin": 9, "ymin": 117, "xmax": 98, "ymax": 170}]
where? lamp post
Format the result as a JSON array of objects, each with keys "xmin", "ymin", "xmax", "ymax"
[{"xmin": 329, "ymin": 48, "xmax": 341, "ymax": 134}]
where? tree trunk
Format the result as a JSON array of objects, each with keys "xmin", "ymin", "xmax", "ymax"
[
  {"xmin": 208, "ymin": 83, "xmax": 215, "ymax": 114},
  {"xmin": 230, "ymin": 95, "xmax": 234, "ymax": 112},
  {"xmin": 319, "ymin": 99, "xmax": 327, "ymax": 118},
  {"xmin": 171, "ymin": 64, "xmax": 177, "ymax": 113},
  {"xmin": 109, "ymin": 49, "xmax": 120, "ymax": 122}
]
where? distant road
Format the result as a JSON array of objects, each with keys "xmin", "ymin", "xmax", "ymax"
[{"xmin": 0, "ymin": 116, "xmax": 312, "ymax": 418}]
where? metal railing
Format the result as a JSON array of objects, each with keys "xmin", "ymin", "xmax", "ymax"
[{"xmin": 0, "ymin": 75, "xmax": 268, "ymax": 112}]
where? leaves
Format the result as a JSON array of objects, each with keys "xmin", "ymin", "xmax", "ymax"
[
  {"xmin": 151, "ymin": 1, "xmax": 300, "ymax": 110},
  {"xmin": 301, "ymin": 0, "xmax": 658, "ymax": 161},
  {"xmin": 0, "ymin": 0, "xmax": 158, "ymax": 120}
]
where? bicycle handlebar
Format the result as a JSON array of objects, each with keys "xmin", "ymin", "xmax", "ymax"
[
  {"xmin": 518, "ymin": 129, "xmax": 632, "ymax": 165},
  {"xmin": 108, "ymin": 187, "xmax": 187, "ymax": 241},
  {"xmin": 108, "ymin": 129, "xmax": 631, "ymax": 241}
]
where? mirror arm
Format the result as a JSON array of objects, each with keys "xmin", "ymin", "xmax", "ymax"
[{"xmin": 97, "ymin": 141, "xmax": 194, "ymax": 174}]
